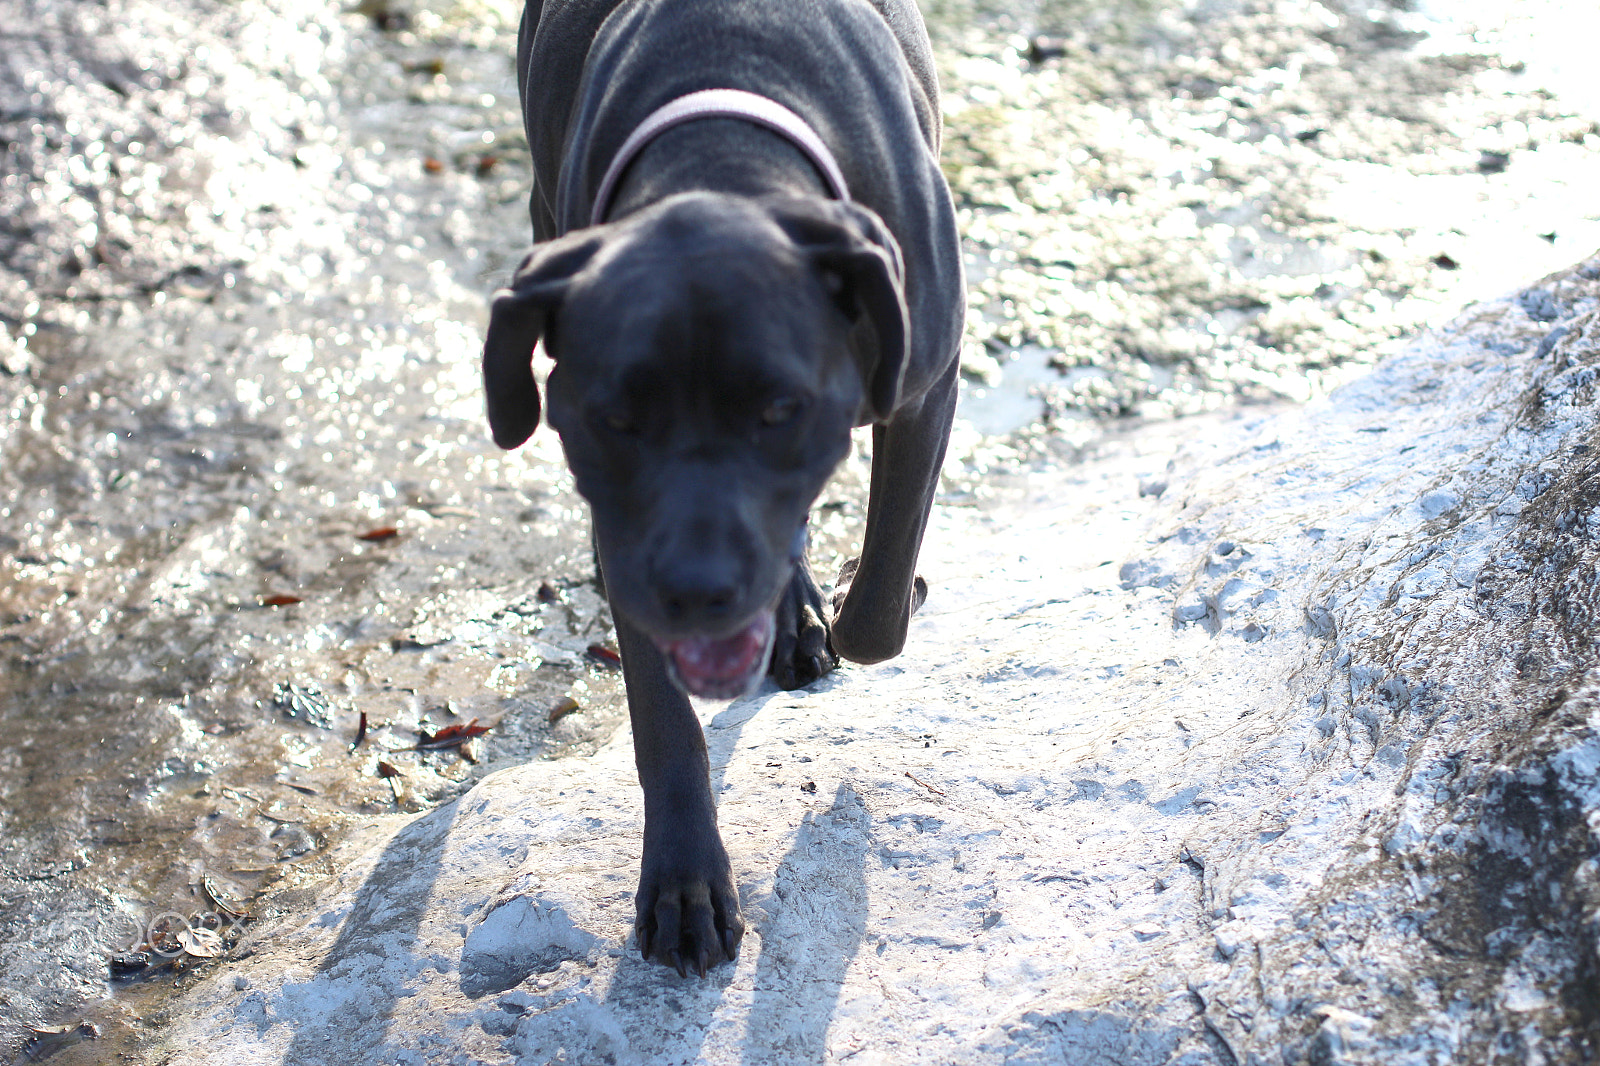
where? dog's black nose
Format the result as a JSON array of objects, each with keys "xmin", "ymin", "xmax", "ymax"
[{"xmin": 657, "ymin": 563, "xmax": 739, "ymax": 624}]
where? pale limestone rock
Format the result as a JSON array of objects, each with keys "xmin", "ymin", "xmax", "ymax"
[{"xmin": 156, "ymin": 254, "xmax": 1600, "ymax": 1064}]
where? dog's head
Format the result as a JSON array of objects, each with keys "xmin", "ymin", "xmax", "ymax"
[{"xmin": 482, "ymin": 193, "xmax": 908, "ymax": 698}]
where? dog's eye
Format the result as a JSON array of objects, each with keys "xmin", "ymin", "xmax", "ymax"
[
  {"xmin": 599, "ymin": 410, "xmax": 636, "ymax": 435},
  {"xmin": 761, "ymin": 397, "xmax": 801, "ymax": 426}
]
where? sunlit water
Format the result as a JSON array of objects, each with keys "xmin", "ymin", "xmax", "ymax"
[{"xmin": 1, "ymin": 0, "xmax": 1597, "ymax": 1057}]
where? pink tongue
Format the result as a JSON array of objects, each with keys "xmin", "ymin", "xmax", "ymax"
[{"xmin": 664, "ymin": 615, "xmax": 773, "ymax": 699}]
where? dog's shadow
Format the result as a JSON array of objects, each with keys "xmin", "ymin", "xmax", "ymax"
[
  {"xmin": 275, "ymin": 801, "xmax": 464, "ymax": 1063},
  {"xmin": 583, "ymin": 675, "xmax": 869, "ymax": 1063},
  {"xmin": 718, "ymin": 677, "xmax": 874, "ymax": 1063},
  {"xmin": 737, "ymin": 777, "xmax": 871, "ymax": 1064}
]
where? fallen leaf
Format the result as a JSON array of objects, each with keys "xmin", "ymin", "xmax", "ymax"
[
  {"xmin": 422, "ymin": 156, "xmax": 444, "ymax": 174},
  {"xmin": 358, "ymin": 526, "xmax": 399, "ymax": 542},
  {"xmin": 413, "ymin": 718, "xmax": 490, "ymax": 750},
  {"xmin": 376, "ymin": 760, "xmax": 402, "ymax": 778},
  {"xmin": 261, "ymin": 594, "xmax": 303, "ymax": 607},
  {"xmin": 202, "ymin": 874, "xmax": 248, "ymax": 920},
  {"xmin": 549, "ymin": 696, "xmax": 580, "ymax": 725},
  {"xmin": 177, "ymin": 927, "xmax": 223, "ymax": 958},
  {"xmin": 586, "ymin": 642, "xmax": 622, "ymax": 668},
  {"xmin": 20, "ymin": 1021, "xmax": 99, "ymax": 1055}
]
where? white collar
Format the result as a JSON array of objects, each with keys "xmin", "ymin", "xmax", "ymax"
[{"xmin": 590, "ymin": 88, "xmax": 851, "ymax": 226}]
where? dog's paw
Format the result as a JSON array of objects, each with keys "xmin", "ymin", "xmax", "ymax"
[
  {"xmin": 828, "ymin": 556, "xmax": 860, "ymax": 617},
  {"xmin": 829, "ymin": 558, "xmax": 928, "ymax": 664},
  {"xmin": 771, "ymin": 558, "xmax": 838, "ymax": 690},
  {"xmin": 635, "ymin": 847, "xmax": 744, "ymax": 976},
  {"xmin": 830, "ymin": 557, "xmax": 928, "ymax": 618}
]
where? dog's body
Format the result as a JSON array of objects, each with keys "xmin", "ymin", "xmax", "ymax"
[{"xmin": 483, "ymin": 0, "xmax": 963, "ymax": 974}]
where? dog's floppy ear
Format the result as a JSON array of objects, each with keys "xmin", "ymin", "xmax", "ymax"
[
  {"xmin": 483, "ymin": 232, "xmax": 603, "ymax": 449},
  {"xmin": 770, "ymin": 199, "xmax": 909, "ymax": 422}
]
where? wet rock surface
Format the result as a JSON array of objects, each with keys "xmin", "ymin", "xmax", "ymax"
[
  {"xmin": 1, "ymin": 0, "xmax": 617, "ymax": 1053},
  {"xmin": 1, "ymin": 0, "xmax": 1598, "ymax": 1060}
]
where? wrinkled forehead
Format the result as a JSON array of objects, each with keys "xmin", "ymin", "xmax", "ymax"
[{"xmin": 557, "ymin": 227, "xmax": 829, "ymax": 379}]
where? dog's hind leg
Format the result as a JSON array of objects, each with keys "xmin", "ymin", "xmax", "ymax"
[
  {"xmin": 611, "ymin": 611, "xmax": 745, "ymax": 974},
  {"xmin": 830, "ymin": 357, "xmax": 958, "ymax": 664}
]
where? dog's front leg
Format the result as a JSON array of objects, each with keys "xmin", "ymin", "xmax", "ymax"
[
  {"xmin": 612, "ymin": 611, "xmax": 745, "ymax": 975},
  {"xmin": 831, "ymin": 359, "xmax": 959, "ymax": 664}
]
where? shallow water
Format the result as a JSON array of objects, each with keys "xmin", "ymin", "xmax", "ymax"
[{"xmin": 1, "ymin": 0, "xmax": 1597, "ymax": 1057}]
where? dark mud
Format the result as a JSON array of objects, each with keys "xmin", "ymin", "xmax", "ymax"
[{"xmin": 1, "ymin": 0, "xmax": 1597, "ymax": 1059}]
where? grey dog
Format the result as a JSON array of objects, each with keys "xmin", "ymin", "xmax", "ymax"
[{"xmin": 481, "ymin": 0, "xmax": 964, "ymax": 975}]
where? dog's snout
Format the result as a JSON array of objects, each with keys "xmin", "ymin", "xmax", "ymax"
[{"xmin": 657, "ymin": 561, "xmax": 741, "ymax": 626}]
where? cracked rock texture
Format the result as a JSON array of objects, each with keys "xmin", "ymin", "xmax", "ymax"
[{"xmin": 153, "ymin": 254, "xmax": 1600, "ymax": 1064}]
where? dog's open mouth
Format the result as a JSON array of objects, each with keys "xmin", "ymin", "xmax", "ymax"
[{"xmin": 659, "ymin": 612, "xmax": 776, "ymax": 701}]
